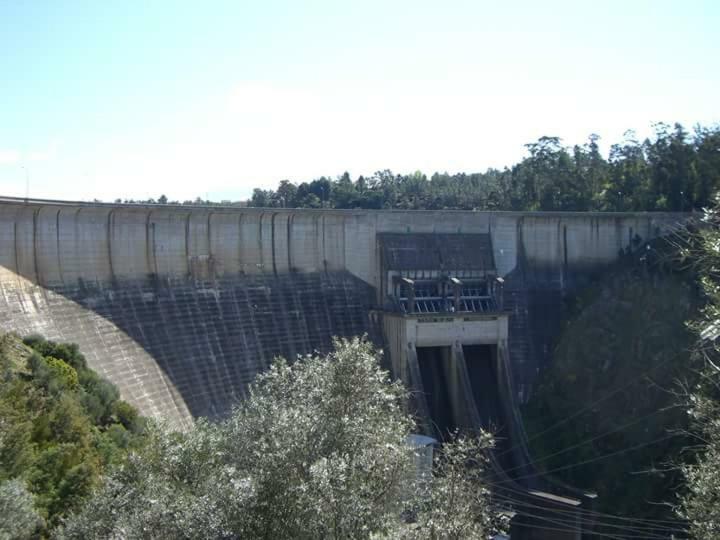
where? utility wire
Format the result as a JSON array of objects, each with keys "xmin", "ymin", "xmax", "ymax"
[
  {"xmin": 490, "ymin": 490, "xmax": 688, "ymax": 538},
  {"xmin": 487, "ymin": 481, "xmax": 689, "ymax": 532},
  {"xmin": 509, "ymin": 521, "xmax": 622, "ymax": 538},
  {"xmin": 498, "ymin": 504, "xmax": 627, "ymax": 540},
  {"xmin": 489, "ymin": 483, "xmax": 687, "ymax": 534},
  {"xmin": 510, "ymin": 519, "xmax": 670, "ymax": 540},
  {"xmin": 494, "ymin": 433, "xmax": 678, "ymax": 486},
  {"xmin": 491, "ymin": 489, "xmax": 674, "ymax": 533},
  {"xmin": 500, "ymin": 405, "xmax": 680, "ymax": 475},
  {"xmin": 484, "ymin": 471, "xmax": 689, "ymax": 527},
  {"xmin": 495, "ymin": 349, "xmax": 684, "ymax": 460}
]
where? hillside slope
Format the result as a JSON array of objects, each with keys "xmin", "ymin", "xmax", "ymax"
[
  {"xmin": 0, "ymin": 333, "xmax": 146, "ymax": 536},
  {"xmin": 522, "ymin": 247, "xmax": 701, "ymax": 521}
]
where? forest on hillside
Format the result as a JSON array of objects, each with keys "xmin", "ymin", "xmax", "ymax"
[
  {"xmin": 125, "ymin": 122, "xmax": 720, "ymax": 213},
  {"xmin": 522, "ymin": 234, "xmax": 702, "ymax": 524},
  {"xmin": 245, "ymin": 123, "xmax": 720, "ymax": 212}
]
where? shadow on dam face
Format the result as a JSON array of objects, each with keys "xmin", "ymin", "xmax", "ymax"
[{"xmin": 0, "ymin": 271, "xmax": 378, "ymax": 426}]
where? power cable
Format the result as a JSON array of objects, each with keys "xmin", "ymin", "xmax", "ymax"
[
  {"xmin": 486, "ymin": 481, "xmax": 689, "ymax": 532},
  {"xmin": 494, "ymin": 433, "xmax": 678, "ymax": 486},
  {"xmin": 485, "ymin": 473, "xmax": 689, "ymax": 526},
  {"xmin": 497, "ymin": 504, "xmax": 626, "ymax": 540},
  {"xmin": 491, "ymin": 489, "xmax": 673, "ymax": 533},
  {"xmin": 510, "ymin": 519, "xmax": 669, "ymax": 540},
  {"xmin": 490, "ymin": 490, "xmax": 688, "ymax": 538},
  {"xmin": 500, "ymin": 405, "xmax": 680, "ymax": 475},
  {"xmin": 508, "ymin": 521, "xmax": 615, "ymax": 538},
  {"xmin": 495, "ymin": 348, "xmax": 684, "ymax": 460}
]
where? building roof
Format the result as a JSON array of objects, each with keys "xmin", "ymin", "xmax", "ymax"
[{"xmin": 378, "ymin": 233, "xmax": 495, "ymax": 272}]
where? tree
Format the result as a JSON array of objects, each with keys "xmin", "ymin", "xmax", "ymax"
[
  {"xmin": 677, "ymin": 392, "xmax": 720, "ymax": 539},
  {"xmin": 240, "ymin": 123, "xmax": 720, "ymax": 213},
  {"xmin": 400, "ymin": 433, "xmax": 505, "ymax": 540},
  {"xmin": 692, "ymin": 125, "xmax": 720, "ymax": 209},
  {"xmin": 522, "ymin": 238, "xmax": 699, "ymax": 521},
  {"xmin": 676, "ymin": 198, "xmax": 720, "ymax": 538},
  {"xmin": 276, "ymin": 179, "xmax": 298, "ymax": 208},
  {"xmin": 61, "ymin": 338, "xmax": 504, "ymax": 539},
  {"xmin": 0, "ymin": 479, "xmax": 43, "ymax": 539},
  {"xmin": 249, "ymin": 188, "xmax": 275, "ymax": 207},
  {"xmin": 0, "ymin": 334, "xmax": 146, "ymax": 534},
  {"xmin": 646, "ymin": 123, "xmax": 695, "ymax": 211},
  {"xmin": 605, "ymin": 130, "xmax": 651, "ymax": 211}
]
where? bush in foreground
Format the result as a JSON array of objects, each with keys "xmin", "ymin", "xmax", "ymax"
[{"xmin": 61, "ymin": 337, "xmax": 505, "ymax": 539}]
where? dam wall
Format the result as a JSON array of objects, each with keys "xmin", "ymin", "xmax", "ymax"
[
  {"xmin": 0, "ymin": 271, "xmax": 374, "ymax": 427},
  {"xmin": 0, "ymin": 198, "xmax": 682, "ymax": 291},
  {"xmin": 0, "ymin": 197, "xmax": 686, "ymax": 425}
]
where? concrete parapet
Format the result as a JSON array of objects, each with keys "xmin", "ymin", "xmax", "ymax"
[{"xmin": 0, "ymin": 197, "xmax": 686, "ymax": 292}]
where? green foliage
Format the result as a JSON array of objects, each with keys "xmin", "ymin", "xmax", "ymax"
[
  {"xmin": 0, "ymin": 334, "xmax": 146, "ymax": 534},
  {"xmin": 0, "ymin": 385, "xmax": 35, "ymax": 481},
  {"xmin": 400, "ymin": 433, "xmax": 506, "ymax": 540},
  {"xmin": 61, "ymin": 338, "xmax": 503, "ymax": 539},
  {"xmin": 522, "ymin": 245, "xmax": 701, "ymax": 521},
  {"xmin": 678, "ymin": 393, "xmax": 720, "ymax": 538},
  {"xmin": 676, "ymin": 199, "xmax": 720, "ymax": 537},
  {"xmin": 44, "ymin": 357, "xmax": 79, "ymax": 391},
  {"xmin": 78, "ymin": 369, "xmax": 121, "ymax": 426},
  {"xmin": 111, "ymin": 400, "xmax": 140, "ymax": 431},
  {"xmin": 247, "ymin": 123, "xmax": 720, "ymax": 213},
  {"xmin": 23, "ymin": 336, "xmax": 87, "ymax": 372}
]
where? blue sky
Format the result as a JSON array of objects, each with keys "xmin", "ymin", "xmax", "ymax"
[{"xmin": 0, "ymin": 0, "xmax": 718, "ymax": 201}]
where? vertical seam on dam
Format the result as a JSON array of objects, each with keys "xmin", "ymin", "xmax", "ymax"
[
  {"xmin": 313, "ymin": 214, "xmax": 320, "ymax": 271},
  {"xmin": 55, "ymin": 209, "xmax": 64, "ymax": 285},
  {"xmin": 287, "ymin": 213, "xmax": 293, "ymax": 271},
  {"xmin": 237, "ymin": 213, "xmax": 243, "ymax": 274},
  {"xmin": 152, "ymin": 220, "xmax": 158, "ymax": 276},
  {"xmin": 32, "ymin": 207, "xmax": 41, "ymax": 285},
  {"xmin": 378, "ymin": 232, "xmax": 384, "ymax": 302},
  {"xmin": 185, "ymin": 212, "xmax": 191, "ymax": 277},
  {"xmin": 146, "ymin": 211, "xmax": 156, "ymax": 276},
  {"xmin": 517, "ymin": 215, "xmax": 526, "ymax": 278},
  {"xmin": 258, "ymin": 212, "xmax": 264, "ymax": 273},
  {"xmin": 208, "ymin": 211, "xmax": 213, "ymax": 279},
  {"xmin": 75, "ymin": 208, "xmax": 83, "ymax": 282},
  {"xmin": 107, "ymin": 210, "xmax": 115, "ymax": 283},
  {"xmin": 321, "ymin": 215, "xmax": 327, "ymax": 272},
  {"xmin": 562, "ymin": 224, "xmax": 568, "ymax": 285},
  {"xmin": 342, "ymin": 217, "xmax": 346, "ymax": 270},
  {"xmin": 12, "ymin": 220, "xmax": 18, "ymax": 276},
  {"xmin": 271, "ymin": 212, "xmax": 278, "ymax": 276}
]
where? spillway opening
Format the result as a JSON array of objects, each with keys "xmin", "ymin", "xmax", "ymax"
[
  {"xmin": 463, "ymin": 344, "xmax": 515, "ymax": 472},
  {"xmin": 416, "ymin": 346, "xmax": 455, "ymax": 439}
]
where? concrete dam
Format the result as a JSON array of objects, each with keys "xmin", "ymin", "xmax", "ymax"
[
  {"xmin": 0, "ymin": 196, "xmax": 685, "ymax": 536},
  {"xmin": 0, "ymin": 196, "xmax": 681, "ymax": 425}
]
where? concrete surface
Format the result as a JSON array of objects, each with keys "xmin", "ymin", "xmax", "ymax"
[{"xmin": 0, "ymin": 196, "xmax": 687, "ymax": 425}]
